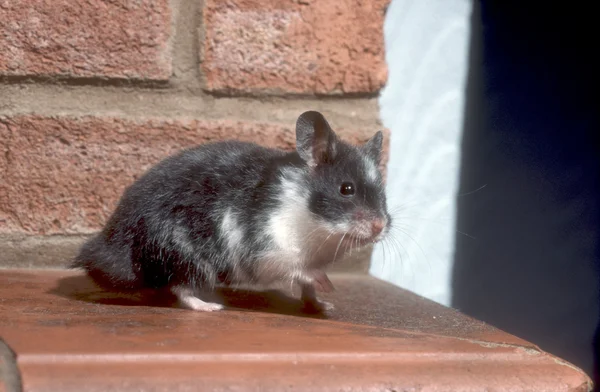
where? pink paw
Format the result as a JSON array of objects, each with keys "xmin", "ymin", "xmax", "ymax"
[{"xmin": 312, "ymin": 271, "xmax": 335, "ymax": 293}]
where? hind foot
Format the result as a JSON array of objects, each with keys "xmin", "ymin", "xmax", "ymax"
[
  {"xmin": 302, "ymin": 298, "xmax": 335, "ymax": 312},
  {"xmin": 171, "ymin": 286, "xmax": 224, "ymax": 312},
  {"xmin": 181, "ymin": 296, "xmax": 224, "ymax": 312}
]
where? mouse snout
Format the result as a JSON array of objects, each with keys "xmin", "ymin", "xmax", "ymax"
[{"xmin": 371, "ymin": 218, "xmax": 386, "ymax": 237}]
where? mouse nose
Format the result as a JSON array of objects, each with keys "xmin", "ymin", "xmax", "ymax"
[{"xmin": 371, "ymin": 219, "xmax": 386, "ymax": 237}]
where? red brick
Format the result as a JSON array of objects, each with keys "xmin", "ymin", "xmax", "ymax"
[
  {"xmin": 0, "ymin": 1, "xmax": 172, "ymax": 80},
  {"xmin": 0, "ymin": 270, "xmax": 592, "ymax": 392},
  {"xmin": 0, "ymin": 115, "xmax": 389, "ymax": 235},
  {"xmin": 201, "ymin": 0, "xmax": 389, "ymax": 95}
]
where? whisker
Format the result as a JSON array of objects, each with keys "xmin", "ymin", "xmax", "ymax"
[
  {"xmin": 309, "ymin": 230, "xmax": 336, "ymax": 260},
  {"xmin": 383, "ymin": 229, "xmax": 408, "ymax": 276},
  {"xmin": 389, "ymin": 209, "xmax": 476, "ymax": 241},
  {"xmin": 391, "ymin": 226, "xmax": 426, "ymax": 259},
  {"xmin": 380, "ymin": 238, "xmax": 391, "ymax": 275},
  {"xmin": 457, "ymin": 184, "xmax": 487, "ymax": 197},
  {"xmin": 387, "ymin": 232, "xmax": 405, "ymax": 265},
  {"xmin": 332, "ymin": 232, "xmax": 348, "ymax": 265},
  {"xmin": 381, "ymin": 240, "xmax": 389, "ymax": 274},
  {"xmin": 352, "ymin": 234, "xmax": 359, "ymax": 256},
  {"xmin": 456, "ymin": 230, "xmax": 476, "ymax": 240}
]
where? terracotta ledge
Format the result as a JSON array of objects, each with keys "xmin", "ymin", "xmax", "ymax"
[{"xmin": 0, "ymin": 269, "xmax": 593, "ymax": 392}]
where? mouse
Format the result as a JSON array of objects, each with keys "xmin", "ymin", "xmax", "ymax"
[{"xmin": 71, "ymin": 111, "xmax": 391, "ymax": 312}]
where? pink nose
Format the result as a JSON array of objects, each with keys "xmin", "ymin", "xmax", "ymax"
[{"xmin": 371, "ymin": 219, "xmax": 386, "ymax": 236}]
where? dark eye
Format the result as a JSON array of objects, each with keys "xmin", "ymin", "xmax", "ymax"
[{"xmin": 339, "ymin": 182, "xmax": 355, "ymax": 197}]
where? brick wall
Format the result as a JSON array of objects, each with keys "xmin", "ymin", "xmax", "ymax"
[{"xmin": 0, "ymin": 0, "xmax": 390, "ymax": 271}]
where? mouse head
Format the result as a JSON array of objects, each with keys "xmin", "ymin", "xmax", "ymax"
[{"xmin": 295, "ymin": 111, "xmax": 391, "ymax": 247}]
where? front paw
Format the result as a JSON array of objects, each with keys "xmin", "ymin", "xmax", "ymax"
[{"xmin": 312, "ymin": 271, "xmax": 335, "ymax": 293}]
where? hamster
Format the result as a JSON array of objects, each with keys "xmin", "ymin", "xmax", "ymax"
[{"xmin": 71, "ymin": 111, "xmax": 391, "ymax": 312}]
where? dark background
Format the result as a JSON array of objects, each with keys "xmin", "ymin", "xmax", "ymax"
[{"xmin": 452, "ymin": 0, "xmax": 599, "ymax": 386}]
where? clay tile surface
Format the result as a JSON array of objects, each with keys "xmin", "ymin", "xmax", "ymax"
[{"xmin": 0, "ymin": 270, "xmax": 593, "ymax": 392}]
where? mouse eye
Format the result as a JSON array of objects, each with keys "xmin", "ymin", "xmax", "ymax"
[{"xmin": 339, "ymin": 182, "xmax": 355, "ymax": 197}]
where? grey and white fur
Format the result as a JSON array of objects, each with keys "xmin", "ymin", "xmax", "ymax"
[{"xmin": 71, "ymin": 111, "xmax": 391, "ymax": 312}]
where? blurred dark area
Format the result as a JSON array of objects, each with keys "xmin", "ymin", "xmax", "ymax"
[{"xmin": 452, "ymin": 0, "xmax": 599, "ymax": 386}]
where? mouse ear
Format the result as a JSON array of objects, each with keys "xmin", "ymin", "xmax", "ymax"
[
  {"xmin": 295, "ymin": 111, "xmax": 338, "ymax": 167},
  {"xmin": 362, "ymin": 131, "xmax": 383, "ymax": 163}
]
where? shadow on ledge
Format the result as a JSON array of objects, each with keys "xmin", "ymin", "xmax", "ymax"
[{"xmin": 48, "ymin": 274, "xmax": 329, "ymax": 320}]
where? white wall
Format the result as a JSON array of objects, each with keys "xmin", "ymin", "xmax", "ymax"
[{"xmin": 370, "ymin": 0, "xmax": 472, "ymax": 306}]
